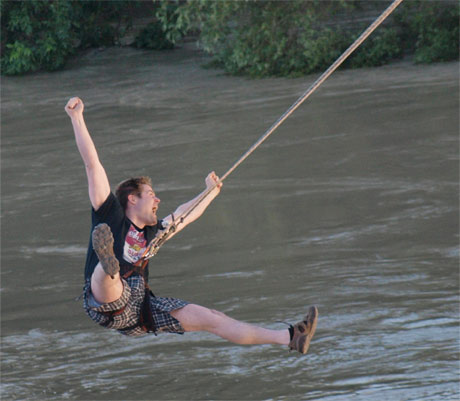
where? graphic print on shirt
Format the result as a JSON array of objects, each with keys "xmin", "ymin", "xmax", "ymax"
[{"xmin": 123, "ymin": 224, "xmax": 147, "ymax": 264}]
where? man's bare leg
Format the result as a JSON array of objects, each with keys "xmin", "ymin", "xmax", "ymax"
[
  {"xmin": 91, "ymin": 264, "xmax": 124, "ymax": 304},
  {"xmin": 90, "ymin": 223, "xmax": 124, "ymax": 304},
  {"xmin": 171, "ymin": 304, "xmax": 290, "ymax": 345}
]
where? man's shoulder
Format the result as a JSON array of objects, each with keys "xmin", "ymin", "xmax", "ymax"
[{"xmin": 92, "ymin": 192, "xmax": 125, "ymax": 223}]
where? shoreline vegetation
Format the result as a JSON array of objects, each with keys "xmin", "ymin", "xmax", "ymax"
[{"xmin": 1, "ymin": 0, "xmax": 458, "ymax": 78}]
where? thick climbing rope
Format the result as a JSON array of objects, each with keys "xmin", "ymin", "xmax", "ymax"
[{"xmin": 141, "ymin": 0, "xmax": 405, "ymax": 260}]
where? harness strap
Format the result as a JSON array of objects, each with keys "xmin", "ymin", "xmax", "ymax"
[
  {"xmin": 138, "ymin": 288, "xmax": 157, "ymax": 333},
  {"xmin": 99, "ymin": 306, "xmax": 129, "ymax": 328}
]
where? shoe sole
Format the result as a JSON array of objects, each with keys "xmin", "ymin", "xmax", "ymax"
[
  {"xmin": 92, "ymin": 223, "xmax": 120, "ymax": 278},
  {"xmin": 303, "ymin": 306, "xmax": 318, "ymax": 353},
  {"xmin": 293, "ymin": 306, "xmax": 318, "ymax": 354}
]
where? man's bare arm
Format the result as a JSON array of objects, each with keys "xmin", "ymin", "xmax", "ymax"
[
  {"xmin": 162, "ymin": 172, "xmax": 222, "ymax": 239},
  {"xmin": 65, "ymin": 97, "xmax": 110, "ymax": 210}
]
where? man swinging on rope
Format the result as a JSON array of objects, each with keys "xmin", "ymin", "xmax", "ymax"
[{"xmin": 66, "ymin": 96, "xmax": 318, "ymax": 354}]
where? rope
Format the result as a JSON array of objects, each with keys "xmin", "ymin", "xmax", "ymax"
[{"xmin": 143, "ymin": 0, "xmax": 404, "ymax": 259}]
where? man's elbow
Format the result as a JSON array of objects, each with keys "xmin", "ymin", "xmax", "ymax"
[{"xmin": 84, "ymin": 159, "xmax": 101, "ymax": 172}]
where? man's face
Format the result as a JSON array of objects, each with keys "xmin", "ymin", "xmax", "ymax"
[{"xmin": 133, "ymin": 184, "xmax": 160, "ymax": 226}]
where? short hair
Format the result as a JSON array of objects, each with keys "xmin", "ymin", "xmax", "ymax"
[{"xmin": 115, "ymin": 176, "xmax": 152, "ymax": 210}]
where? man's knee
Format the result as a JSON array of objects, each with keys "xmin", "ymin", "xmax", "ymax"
[{"xmin": 209, "ymin": 308, "xmax": 228, "ymax": 319}]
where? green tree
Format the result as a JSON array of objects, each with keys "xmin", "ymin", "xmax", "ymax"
[
  {"xmin": 156, "ymin": 0, "xmax": 458, "ymax": 77},
  {"xmin": 1, "ymin": 0, "xmax": 75, "ymax": 74},
  {"xmin": 411, "ymin": 1, "xmax": 458, "ymax": 63},
  {"xmin": 157, "ymin": 0, "xmax": 355, "ymax": 77},
  {"xmin": 133, "ymin": 2, "xmax": 180, "ymax": 50},
  {"xmin": 1, "ymin": 0, "xmax": 138, "ymax": 75},
  {"xmin": 2, "ymin": 0, "xmax": 458, "ymax": 77}
]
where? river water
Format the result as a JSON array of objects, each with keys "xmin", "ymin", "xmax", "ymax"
[{"xmin": 1, "ymin": 46, "xmax": 458, "ymax": 400}]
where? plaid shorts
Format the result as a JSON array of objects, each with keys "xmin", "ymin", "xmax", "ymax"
[{"xmin": 83, "ymin": 275, "xmax": 188, "ymax": 337}]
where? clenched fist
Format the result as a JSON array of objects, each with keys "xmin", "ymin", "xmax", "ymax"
[{"xmin": 65, "ymin": 97, "xmax": 84, "ymax": 119}]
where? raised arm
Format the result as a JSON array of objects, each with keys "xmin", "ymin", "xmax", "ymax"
[
  {"xmin": 162, "ymin": 172, "xmax": 222, "ymax": 239},
  {"xmin": 65, "ymin": 97, "xmax": 110, "ymax": 210}
]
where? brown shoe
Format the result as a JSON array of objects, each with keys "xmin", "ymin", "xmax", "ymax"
[
  {"xmin": 289, "ymin": 306, "xmax": 318, "ymax": 354},
  {"xmin": 92, "ymin": 223, "xmax": 119, "ymax": 278}
]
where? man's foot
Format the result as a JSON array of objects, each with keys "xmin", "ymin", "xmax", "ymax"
[
  {"xmin": 289, "ymin": 306, "xmax": 318, "ymax": 354},
  {"xmin": 92, "ymin": 223, "xmax": 119, "ymax": 278}
]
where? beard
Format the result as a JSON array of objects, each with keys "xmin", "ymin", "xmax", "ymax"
[{"xmin": 147, "ymin": 212, "xmax": 158, "ymax": 226}]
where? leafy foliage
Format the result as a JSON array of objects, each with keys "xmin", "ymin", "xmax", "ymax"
[
  {"xmin": 1, "ymin": 0, "xmax": 138, "ymax": 75},
  {"xmin": 408, "ymin": 1, "xmax": 459, "ymax": 63},
  {"xmin": 134, "ymin": 21, "xmax": 175, "ymax": 50},
  {"xmin": 156, "ymin": 0, "xmax": 458, "ymax": 77},
  {"xmin": 1, "ymin": 0, "xmax": 75, "ymax": 74},
  {"xmin": 1, "ymin": 0, "xmax": 458, "ymax": 77},
  {"xmin": 158, "ymin": 0, "xmax": 354, "ymax": 77},
  {"xmin": 133, "ymin": 3, "xmax": 182, "ymax": 50},
  {"xmin": 347, "ymin": 28, "xmax": 403, "ymax": 68}
]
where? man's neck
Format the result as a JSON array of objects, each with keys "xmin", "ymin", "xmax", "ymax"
[{"xmin": 125, "ymin": 209, "xmax": 146, "ymax": 229}]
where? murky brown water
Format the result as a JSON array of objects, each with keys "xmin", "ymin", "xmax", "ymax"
[{"xmin": 1, "ymin": 46, "xmax": 459, "ymax": 400}]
